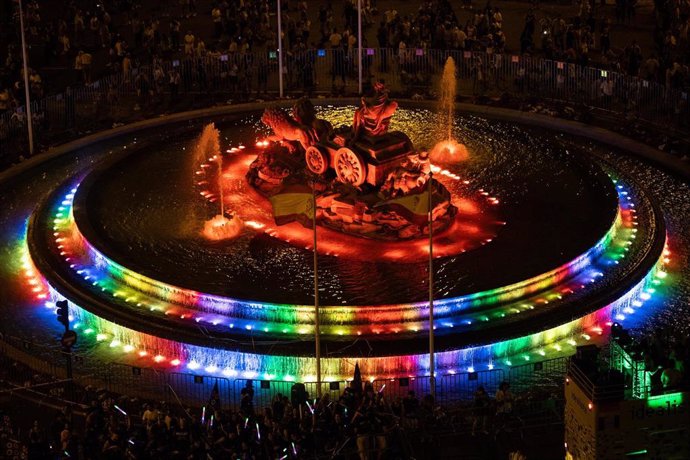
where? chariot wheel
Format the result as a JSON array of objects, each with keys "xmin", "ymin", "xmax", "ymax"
[
  {"xmin": 305, "ymin": 146, "xmax": 329, "ymax": 175},
  {"xmin": 334, "ymin": 148, "xmax": 366, "ymax": 186}
]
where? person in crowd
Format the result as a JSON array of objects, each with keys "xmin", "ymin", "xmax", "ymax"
[
  {"xmin": 495, "ymin": 381, "xmax": 514, "ymax": 418},
  {"xmin": 472, "ymin": 385, "xmax": 491, "ymax": 435}
]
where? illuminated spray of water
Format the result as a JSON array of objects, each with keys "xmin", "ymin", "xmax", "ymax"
[
  {"xmin": 431, "ymin": 57, "xmax": 468, "ymax": 163},
  {"xmin": 441, "ymin": 57, "xmax": 456, "ymax": 144},
  {"xmin": 193, "ymin": 123, "xmax": 243, "ymax": 240}
]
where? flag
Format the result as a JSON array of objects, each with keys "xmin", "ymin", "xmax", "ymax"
[
  {"xmin": 268, "ymin": 184, "xmax": 315, "ymax": 227},
  {"xmin": 374, "ymin": 179, "xmax": 431, "ymax": 226},
  {"xmin": 208, "ymin": 381, "xmax": 221, "ymax": 413},
  {"xmin": 351, "ymin": 362, "xmax": 363, "ymax": 395}
]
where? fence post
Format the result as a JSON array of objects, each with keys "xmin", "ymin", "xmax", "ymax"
[{"xmin": 18, "ymin": 0, "xmax": 34, "ymax": 155}]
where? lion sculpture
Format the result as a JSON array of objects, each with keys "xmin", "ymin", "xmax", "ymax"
[
  {"xmin": 291, "ymin": 97, "xmax": 333, "ymax": 142},
  {"xmin": 261, "ymin": 101, "xmax": 333, "ymax": 153},
  {"xmin": 261, "ymin": 107, "xmax": 315, "ymax": 153}
]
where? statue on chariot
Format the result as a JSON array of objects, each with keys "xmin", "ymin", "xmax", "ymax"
[{"xmin": 247, "ymin": 82, "xmax": 456, "ymax": 240}]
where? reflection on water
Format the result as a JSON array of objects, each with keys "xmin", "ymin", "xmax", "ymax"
[{"xmin": 86, "ymin": 108, "xmax": 615, "ymax": 305}]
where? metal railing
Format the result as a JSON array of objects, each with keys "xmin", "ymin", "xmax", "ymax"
[
  {"xmin": 370, "ymin": 368, "xmax": 506, "ymax": 403},
  {"xmin": 1, "ymin": 48, "xmax": 688, "ymax": 166},
  {"xmin": 509, "ymin": 356, "xmax": 569, "ymax": 394},
  {"xmin": 1, "ymin": 331, "xmax": 570, "ymax": 412},
  {"xmin": 566, "ymin": 358, "xmax": 626, "ymax": 402}
]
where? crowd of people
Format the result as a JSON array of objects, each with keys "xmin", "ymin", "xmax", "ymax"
[
  {"xmin": 615, "ymin": 325, "xmax": 690, "ymax": 394},
  {"xmin": 0, "ymin": 348, "xmax": 544, "ymax": 459},
  {"xmin": 17, "ymin": 383, "xmax": 428, "ymax": 459},
  {"xmin": 3, "ymin": 368, "xmax": 453, "ymax": 459},
  {"xmin": 0, "ymin": 0, "xmax": 689, "ymax": 163},
  {"xmin": 1, "ymin": 0, "xmax": 688, "ymax": 107}
]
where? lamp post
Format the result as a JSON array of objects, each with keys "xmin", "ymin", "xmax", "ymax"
[
  {"xmin": 277, "ymin": 0, "xmax": 284, "ymax": 98},
  {"xmin": 18, "ymin": 0, "xmax": 34, "ymax": 155},
  {"xmin": 428, "ymin": 173, "xmax": 435, "ymax": 398},
  {"xmin": 357, "ymin": 0, "xmax": 363, "ymax": 94}
]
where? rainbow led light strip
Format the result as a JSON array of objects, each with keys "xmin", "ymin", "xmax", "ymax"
[
  {"xmin": 21, "ymin": 175, "xmax": 670, "ymax": 380},
  {"xmin": 50, "ymin": 183, "xmax": 625, "ymax": 337}
]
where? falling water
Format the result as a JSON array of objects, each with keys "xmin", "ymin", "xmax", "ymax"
[
  {"xmin": 193, "ymin": 123, "xmax": 243, "ymax": 240},
  {"xmin": 431, "ymin": 57, "xmax": 468, "ymax": 163},
  {"xmin": 440, "ymin": 57, "xmax": 456, "ymax": 143},
  {"xmin": 192, "ymin": 123, "xmax": 222, "ymax": 215}
]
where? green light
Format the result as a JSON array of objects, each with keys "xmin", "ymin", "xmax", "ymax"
[
  {"xmin": 646, "ymin": 392, "xmax": 684, "ymax": 409},
  {"xmin": 625, "ymin": 449, "xmax": 648, "ymax": 456}
]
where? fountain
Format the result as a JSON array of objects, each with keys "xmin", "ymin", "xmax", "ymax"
[
  {"xmin": 430, "ymin": 57, "xmax": 469, "ymax": 164},
  {"xmin": 193, "ymin": 123, "xmax": 243, "ymax": 241},
  {"xmin": 10, "ymin": 97, "xmax": 674, "ymax": 383}
]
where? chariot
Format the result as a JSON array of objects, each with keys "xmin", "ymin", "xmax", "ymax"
[{"xmin": 304, "ymin": 130, "xmax": 414, "ymax": 187}]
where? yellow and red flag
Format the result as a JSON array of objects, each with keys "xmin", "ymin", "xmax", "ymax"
[
  {"xmin": 268, "ymin": 184, "xmax": 315, "ymax": 227},
  {"xmin": 375, "ymin": 180, "xmax": 431, "ymax": 225}
]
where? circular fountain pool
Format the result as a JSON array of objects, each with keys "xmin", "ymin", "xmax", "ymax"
[{"xmin": 2, "ymin": 103, "xmax": 678, "ymax": 381}]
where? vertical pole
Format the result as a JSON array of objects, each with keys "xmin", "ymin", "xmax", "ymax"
[
  {"xmin": 428, "ymin": 173, "xmax": 435, "ymax": 398},
  {"xmin": 18, "ymin": 0, "xmax": 34, "ymax": 155},
  {"xmin": 64, "ymin": 347, "xmax": 74, "ymax": 401},
  {"xmin": 217, "ymin": 155, "xmax": 224, "ymax": 217},
  {"xmin": 357, "ymin": 0, "xmax": 363, "ymax": 94},
  {"xmin": 313, "ymin": 187, "xmax": 322, "ymax": 397},
  {"xmin": 277, "ymin": 0, "xmax": 284, "ymax": 98}
]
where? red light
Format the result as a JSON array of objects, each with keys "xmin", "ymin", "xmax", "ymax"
[{"xmin": 588, "ymin": 402, "xmax": 593, "ymax": 411}]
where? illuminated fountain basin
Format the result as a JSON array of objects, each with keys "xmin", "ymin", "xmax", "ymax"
[{"xmin": 13, "ymin": 106, "xmax": 674, "ymax": 380}]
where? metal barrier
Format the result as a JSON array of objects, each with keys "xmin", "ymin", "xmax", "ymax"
[
  {"xmin": 371, "ymin": 369, "xmax": 505, "ymax": 403},
  {"xmin": 371, "ymin": 376, "xmax": 433, "ymax": 402},
  {"xmin": 440, "ymin": 369, "xmax": 506, "ymax": 401},
  {"xmin": 1, "ymin": 48, "xmax": 688, "ymax": 166},
  {"xmin": 104, "ymin": 363, "xmax": 235, "ymax": 409},
  {"xmin": 231, "ymin": 378, "xmax": 347, "ymax": 411},
  {"xmin": 508, "ymin": 356, "xmax": 569, "ymax": 394},
  {"xmin": 1, "ymin": 332, "xmax": 568, "ymax": 411}
]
